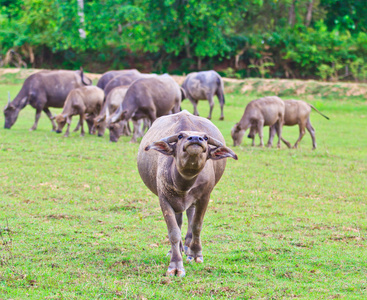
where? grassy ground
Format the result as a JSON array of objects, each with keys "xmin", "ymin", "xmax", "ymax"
[{"xmin": 0, "ymin": 79, "xmax": 366, "ymax": 299}]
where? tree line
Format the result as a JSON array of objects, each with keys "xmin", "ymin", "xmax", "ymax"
[{"xmin": 1, "ymin": 0, "xmax": 367, "ymax": 81}]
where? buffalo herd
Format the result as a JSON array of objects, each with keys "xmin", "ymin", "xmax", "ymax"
[{"xmin": 3, "ymin": 68, "xmax": 329, "ymax": 277}]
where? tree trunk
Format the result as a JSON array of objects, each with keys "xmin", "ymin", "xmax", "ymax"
[
  {"xmin": 197, "ymin": 57, "xmax": 202, "ymax": 70},
  {"xmin": 77, "ymin": 0, "xmax": 86, "ymax": 39},
  {"xmin": 305, "ymin": 0, "xmax": 314, "ymax": 27},
  {"xmin": 288, "ymin": 0, "xmax": 296, "ymax": 26}
]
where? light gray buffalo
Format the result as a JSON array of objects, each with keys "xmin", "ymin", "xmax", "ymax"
[
  {"xmin": 3, "ymin": 69, "xmax": 92, "ymax": 131},
  {"xmin": 268, "ymin": 99, "xmax": 329, "ymax": 149},
  {"xmin": 137, "ymin": 111, "xmax": 237, "ymax": 277},
  {"xmin": 181, "ymin": 70, "xmax": 225, "ymax": 120},
  {"xmin": 55, "ymin": 86, "xmax": 104, "ymax": 137},
  {"xmin": 231, "ymin": 96, "xmax": 285, "ymax": 147},
  {"xmin": 96, "ymin": 69, "xmax": 140, "ymax": 90},
  {"xmin": 108, "ymin": 75, "xmax": 184, "ymax": 143}
]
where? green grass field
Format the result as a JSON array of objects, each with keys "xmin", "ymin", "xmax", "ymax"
[{"xmin": 0, "ymin": 80, "xmax": 367, "ymax": 299}]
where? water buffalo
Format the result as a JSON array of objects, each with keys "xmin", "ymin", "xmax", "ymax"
[
  {"xmin": 181, "ymin": 70, "xmax": 225, "ymax": 120},
  {"xmin": 3, "ymin": 69, "xmax": 91, "ymax": 131},
  {"xmin": 231, "ymin": 96, "xmax": 285, "ymax": 147},
  {"xmin": 55, "ymin": 86, "xmax": 104, "ymax": 137},
  {"xmin": 108, "ymin": 75, "xmax": 184, "ymax": 143},
  {"xmin": 137, "ymin": 111, "xmax": 238, "ymax": 277},
  {"xmin": 268, "ymin": 99, "xmax": 329, "ymax": 149},
  {"xmin": 93, "ymin": 86, "xmax": 129, "ymax": 137},
  {"xmin": 96, "ymin": 69, "xmax": 140, "ymax": 90},
  {"xmin": 104, "ymin": 73, "xmax": 157, "ymax": 97}
]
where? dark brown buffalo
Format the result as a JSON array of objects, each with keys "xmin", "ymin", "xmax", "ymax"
[
  {"xmin": 96, "ymin": 69, "xmax": 140, "ymax": 90},
  {"xmin": 3, "ymin": 69, "xmax": 91, "ymax": 131},
  {"xmin": 138, "ymin": 111, "xmax": 237, "ymax": 277},
  {"xmin": 108, "ymin": 75, "xmax": 184, "ymax": 143}
]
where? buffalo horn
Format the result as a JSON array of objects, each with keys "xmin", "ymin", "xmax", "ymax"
[
  {"xmin": 207, "ymin": 136, "xmax": 223, "ymax": 147},
  {"xmin": 161, "ymin": 134, "xmax": 179, "ymax": 144}
]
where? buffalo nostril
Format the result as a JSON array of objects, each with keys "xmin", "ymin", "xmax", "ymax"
[
  {"xmin": 188, "ymin": 137, "xmax": 192, "ymax": 140},
  {"xmin": 198, "ymin": 137, "xmax": 203, "ymax": 141}
]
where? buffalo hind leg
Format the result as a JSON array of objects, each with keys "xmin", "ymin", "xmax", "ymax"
[
  {"xmin": 293, "ymin": 122, "xmax": 306, "ymax": 149},
  {"xmin": 159, "ymin": 196, "xmax": 185, "ymax": 277},
  {"xmin": 257, "ymin": 120, "xmax": 265, "ymax": 147},
  {"xmin": 275, "ymin": 119, "xmax": 283, "ymax": 148},
  {"xmin": 43, "ymin": 107, "xmax": 57, "ymax": 131},
  {"xmin": 30, "ymin": 108, "xmax": 42, "ymax": 131},
  {"xmin": 207, "ymin": 95, "xmax": 214, "ymax": 120},
  {"xmin": 306, "ymin": 119, "xmax": 317, "ymax": 149}
]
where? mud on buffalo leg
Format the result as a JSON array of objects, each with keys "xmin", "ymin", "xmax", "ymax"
[
  {"xmin": 159, "ymin": 195, "xmax": 185, "ymax": 277},
  {"xmin": 306, "ymin": 118, "xmax": 317, "ymax": 149},
  {"xmin": 43, "ymin": 107, "xmax": 57, "ymax": 131}
]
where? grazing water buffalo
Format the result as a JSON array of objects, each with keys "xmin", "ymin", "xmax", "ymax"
[
  {"xmin": 108, "ymin": 75, "xmax": 184, "ymax": 143},
  {"xmin": 268, "ymin": 99, "xmax": 329, "ymax": 149},
  {"xmin": 96, "ymin": 69, "xmax": 140, "ymax": 90},
  {"xmin": 55, "ymin": 86, "xmax": 104, "ymax": 137},
  {"xmin": 181, "ymin": 70, "xmax": 225, "ymax": 120},
  {"xmin": 93, "ymin": 86, "xmax": 129, "ymax": 137},
  {"xmin": 231, "ymin": 96, "xmax": 285, "ymax": 147},
  {"xmin": 137, "ymin": 111, "xmax": 237, "ymax": 277},
  {"xmin": 3, "ymin": 69, "xmax": 91, "ymax": 131}
]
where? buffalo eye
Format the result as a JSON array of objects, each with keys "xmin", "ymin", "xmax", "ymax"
[
  {"xmin": 204, "ymin": 136, "xmax": 208, "ymax": 141},
  {"xmin": 178, "ymin": 134, "xmax": 183, "ymax": 139}
]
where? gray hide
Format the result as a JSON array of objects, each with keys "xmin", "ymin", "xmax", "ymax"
[
  {"xmin": 268, "ymin": 100, "xmax": 329, "ymax": 149},
  {"xmin": 181, "ymin": 70, "xmax": 225, "ymax": 120},
  {"xmin": 3, "ymin": 69, "xmax": 92, "ymax": 131},
  {"xmin": 103, "ymin": 73, "xmax": 156, "ymax": 97},
  {"xmin": 108, "ymin": 74, "xmax": 183, "ymax": 143},
  {"xmin": 137, "ymin": 111, "xmax": 237, "ymax": 277},
  {"xmin": 231, "ymin": 96, "xmax": 285, "ymax": 147},
  {"xmin": 96, "ymin": 69, "xmax": 140, "ymax": 90},
  {"xmin": 55, "ymin": 86, "xmax": 104, "ymax": 137},
  {"xmin": 93, "ymin": 85, "xmax": 129, "ymax": 137}
]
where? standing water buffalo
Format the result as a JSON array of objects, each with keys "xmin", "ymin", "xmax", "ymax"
[
  {"xmin": 108, "ymin": 74, "xmax": 185, "ymax": 143},
  {"xmin": 138, "ymin": 111, "xmax": 238, "ymax": 277},
  {"xmin": 181, "ymin": 70, "xmax": 225, "ymax": 120},
  {"xmin": 3, "ymin": 69, "xmax": 91, "ymax": 131},
  {"xmin": 268, "ymin": 99, "xmax": 329, "ymax": 149},
  {"xmin": 231, "ymin": 96, "xmax": 285, "ymax": 147},
  {"xmin": 96, "ymin": 69, "xmax": 140, "ymax": 90},
  {"xmin": 55, "ymin": 86, "xmax": 104, "ymax": 137}
]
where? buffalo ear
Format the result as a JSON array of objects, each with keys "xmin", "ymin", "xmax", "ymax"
[
  {"xmin": 209, "ymin": 146, "xmax": 238, "ymax": 161},
  {"xmin": 145, "ymin": 141, "xmax": 175, "ymax": 156}
]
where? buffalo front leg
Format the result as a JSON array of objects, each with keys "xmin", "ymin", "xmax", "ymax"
[
  {"xmin": 43, "ymin": 107, "xmax": 57, "ymax": 131},
  {"xmin": 79, "ymin": 114, "xmax": 85, "ymax": 136},
  {"xmin": 30, "ymin": 108, "xmax": 42, "ymax": 131},
  {"xmin": 186, "ymin": 196, "xmax": 210, "ymax": 264},
  {"xmin": 184, "ymin": 205, "xmax": 195, "ymax": 255},
  {"xmin": 159, "ymin": 196, "xmax": 185, "ymax": 277},
  {"xmin": 64, "ymin": 119, "xmax": 72, "ymax": 137}
]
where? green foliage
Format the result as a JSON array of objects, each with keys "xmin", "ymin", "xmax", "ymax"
[{"xmin": 1, "ymin": 0, "xmax": 367, "ymax": 80}]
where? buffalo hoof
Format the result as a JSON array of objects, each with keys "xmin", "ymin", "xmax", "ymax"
[
  {"xmin": 29, "ymin": 128, "xmax": 36, "ymax": 132},
  {"xmin": 56, "ymin": 130, "xmax": 62, "ymax": 134},
  {"xmin": 98, "ymin": 133, "xmax": 103, "ymax": 137},
  {"xmin": 63, "ymin": 135, "xmax": 69, "ymax": 138},
  {"xmin": 207, "ymin": 117, "xmax": 212, "ymax": 120},
  {"xmin": 219, "ymin": 117, "xmax": 224, "ymax": 121},
  {"xmin": 167, "ymin": 266, "xmax": 185, "ymax": 277},
  {"xmin": 80, "ymin": 133, "xmax": 85, "ymax": 137},
  {"xmin": 187, "ymin": 255, "xmax": 204, "ymax": 263}
]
